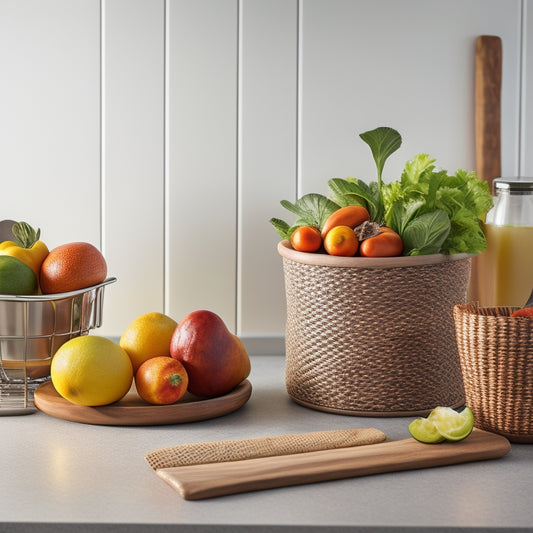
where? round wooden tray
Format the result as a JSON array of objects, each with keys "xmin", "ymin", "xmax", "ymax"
[{"xmin": 33, "ymin": 379, "xmax": 252, "ymax": 426}]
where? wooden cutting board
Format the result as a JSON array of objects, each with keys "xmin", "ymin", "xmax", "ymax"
[{"xmin": 155, "ymin": 429, "xmax": 510, "ymax": 500}]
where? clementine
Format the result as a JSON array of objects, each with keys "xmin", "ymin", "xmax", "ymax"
[
  {"xmin": 290, "ymin": 226, "xmax": 322, "ymax": 252},
  {"xmin": 323, "ymin": 225, "xmax": 359, "ymax": 256}
]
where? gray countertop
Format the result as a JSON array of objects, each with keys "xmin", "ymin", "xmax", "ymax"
[{"xmin": 1, "ymin": 354, "xmax": 532, "ymax": 532}]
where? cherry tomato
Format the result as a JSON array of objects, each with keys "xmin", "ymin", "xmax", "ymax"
[{"xmin": 290, "ymin": 226, "xmax": 322, "ymax": 252}]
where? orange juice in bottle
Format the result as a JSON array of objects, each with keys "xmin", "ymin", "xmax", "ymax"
[{"xmin": 477, "ymin": 178, "xmax": 533, "ymax": 307}]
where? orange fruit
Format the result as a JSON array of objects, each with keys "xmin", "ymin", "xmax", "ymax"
[
  {"xmin": 50, "ymin": 335, "xmax": 133, "ymax": 406},
  {"xmin": 119, "ymin": 312, "xmax": 178, "ymax": 373},
  {"xmin": 323, "ymin": 225, "xmax": 359, "ymax": 256},
  {"xmin": 290, "ymin": 226, "xmax": 322, "ymax": 252},
  {"xmin": 40, "ymin": 242, "xmax": 107, "ymax": 294}
]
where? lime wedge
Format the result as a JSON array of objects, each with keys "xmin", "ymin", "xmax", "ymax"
[
  {"xmin": 428, "ymin": 406, "xmax": 475, "ymax": 442},
  {"xmin": 408, "ymin": 417, "xmax": 446, "ymax": 443}
]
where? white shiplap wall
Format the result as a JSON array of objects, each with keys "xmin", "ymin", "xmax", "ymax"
[{"xmin": 0, "ymin": 0, "xmax": 530, "ymax": 352}]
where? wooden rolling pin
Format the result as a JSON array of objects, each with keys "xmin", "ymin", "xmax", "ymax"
[
  {"xmin": 475, "ymin": 35, "xmax": 502, "ymax": 190},
  {"xmin": 470, "ymin": 35, "xmax": 502, "ymax": 302}
]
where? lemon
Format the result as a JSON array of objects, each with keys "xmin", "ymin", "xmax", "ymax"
[
  {"xmin": 409, "ymin": 406, "xmax": 475, "ymax": 443},
  {"xmin": 0, "ymin": 255, "xmax": 38, "ymax": 295},
  {"xmin": 119, "ymin": 312, "xmax": 177, "ymax": 372},
  {"xmin": 51, "ymin": 336, "xmax": 133, "ymax": 406}
]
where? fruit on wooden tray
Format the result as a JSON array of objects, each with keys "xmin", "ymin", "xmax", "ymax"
[
  {"xmin": 120, "ymin": 312, "xmax": 178, "ymax": 373},
  {"xmin": 0, "ymin": 255, "xmax": 38, "ymax": 295},
  {"xmin": 134, "ymin": 356, "xmax": 189, "ymax": 405},
  {"xmin": 51, "ymin": 336, "xmax": 133, "ymax": 406},
  {"xmin": 40, "ymin": 242, "xmax": 107, "ymax": 294},
  {"xmin": 409, "ymin": 406, "xmax": 475, "ymax": 443},
  {"xmin": 170, "ymin": 309, "xmax": 251, "ymax": 398}
]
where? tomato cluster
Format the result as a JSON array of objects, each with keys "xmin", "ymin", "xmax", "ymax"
[{"xmin": 290, "ymin": 206, "xmax": 403, "ymax": 258}]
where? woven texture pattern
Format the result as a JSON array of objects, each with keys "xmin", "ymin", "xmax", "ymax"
[
  {"xmin": 454, "ymin": 303, "xmax": 533, "ymax": 443},
  {"xmin": 282, "ymin": 256, "xmax": 471, "ymax": 415},
  {"xmin": 145, "ymin": 427, "xmax": 386, "ymax": 470}
]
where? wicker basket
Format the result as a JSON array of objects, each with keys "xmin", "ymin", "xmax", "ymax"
[
  {"xmin": 278, "ymin": 240, "xmax": 473, "ymax": 417},
  {"xmin": 454, "ymin": 303, "xmax": 533, "ymax": 443}
]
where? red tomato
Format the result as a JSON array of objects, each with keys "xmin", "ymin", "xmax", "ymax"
[
  {"xmin": 359, "ymin": 227, "xmax": 403, "ymax": 257},
  {"xmin": 511, "ymin": 307, "xmax": 533, "ymax": 318},
  {"xmin": 290, "ymin": 226, "xmax": 322, "ymax": 252},
  {"xmin": 135, "ymin": 356, "xmax": 188, "ymax": 405}
]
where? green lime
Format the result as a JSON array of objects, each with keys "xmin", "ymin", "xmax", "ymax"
[
  {"xmin": 0, "ymin": 255, "xmax": 38, "ymax": 295},
  {"xmin": 408, "ymin": 416, "xmax": 446, "ymax": 443},
  {"xmin": 429, "ymin": 406, "xmax": 475, "ymax": 442}
]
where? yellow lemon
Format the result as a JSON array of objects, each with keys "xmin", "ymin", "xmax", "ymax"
[
  {"xmin": 51, "ymin": 336, "xmax": 133, "ymax": 406},
  {"xmin": 119, "ymin": 312, "xmax": 177, "ymax": 372}
]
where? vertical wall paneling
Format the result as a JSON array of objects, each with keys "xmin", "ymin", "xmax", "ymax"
[
  {"xmin": 237, "ymin": 0, "xmax": 298, "ymax": 340},
  {"xmin": 0, "ymin": 0, "xmax": 528, "ymax": 349},
  {"xmin": 0, "ymin": 0, "xmax": 101, "ymax": 249},
  {"xmin": 100, "ymin": 0, "xmax": 166, "ymax": 337},
  {"xmin": 298, "ymin": 0, "xmax": 522, "ymax": 197},
  {"xmin": 522, "ymin": 0, "xmax": 533, "ymax": 175},
  {"xmin": 166, "ymin": 0, "xmax": 239, "ymax": 330}
]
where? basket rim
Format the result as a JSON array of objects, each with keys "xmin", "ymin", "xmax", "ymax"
[
  {"xmin": 0, "ymin": 277, "xmax": 117, "ymax": 302},
  {"xmin": 278, "ymin": 240, "xmax": 474, "ymax": 269}
]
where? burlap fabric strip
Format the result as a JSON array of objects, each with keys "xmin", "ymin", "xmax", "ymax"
[{"xmin": 145, "ymin": 427, "xmax": 386, "ymax": 470}]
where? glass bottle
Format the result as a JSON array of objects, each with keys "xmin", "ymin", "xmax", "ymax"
[{"xmin": 476, "ymin": 178, "xmax": 533, "ymax": 307}]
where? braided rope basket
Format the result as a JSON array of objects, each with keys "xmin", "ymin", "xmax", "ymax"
[
  {"xmin": 454, "ymin": 303, "xmax": 533, "ymax": 443},
  {"xmin": 278, "ymin": 240, "xmax": 472, "ymax": 417}
]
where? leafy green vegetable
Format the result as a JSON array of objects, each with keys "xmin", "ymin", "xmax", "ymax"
[
  {"xmin": 401, "ymin": 210, "xmax": 451, "ymax": 255},
  {"xmin": 269, "ymin": 193, "xmax": 339, "ymax": 240},
  {"xmin": 270, "ymin": 126, "xmax": 494, "ymax": 256},
  {"xmin": 381, "ymin": 155, "xmax": 493, "ymax": 255},
  {"xmin": 359, "ymin": 126, "xmax": 402, "ymax": 222},
  {"xmin": 359, "ymin": 127, "xmax": 402, "ymax": 189},
  {"xmin": 327, "ymin": 178, "xmax": 381, "ymax": 220}
]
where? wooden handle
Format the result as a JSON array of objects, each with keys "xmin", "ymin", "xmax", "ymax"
[
  {"xmin": 475, "ymin": 35, "xmax": 502, "ymax": 190},
  {"xmin": 155, "ymin": 429, "xmax": 510, "ymax": 500}
]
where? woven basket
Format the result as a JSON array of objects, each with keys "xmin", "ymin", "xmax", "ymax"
[
  {"xmin": 278, "ymin": 240, "xmax": 473, "ymax": 417},
  {"xmin": 454, "ymin": 303, "xmax": 533, "ymax": 443}
]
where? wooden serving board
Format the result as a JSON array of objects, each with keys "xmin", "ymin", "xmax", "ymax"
[
  {"xmin": 155, "ymin": 429, "xmax": 510, "ymax": 500},
  {"xmin": 33, "ymin": 379, "xmax": 252, "ymax": 426}
]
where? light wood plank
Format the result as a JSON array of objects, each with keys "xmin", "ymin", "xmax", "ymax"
[
  {"xmin": 155, "ymin": 429, "xmax": 510, "ymax": 500},
  {"xmin": 0, "ymin": 0, "xmax": 100, "ymax": 249},
  {"xmin": 100, "ymin": 0, "xmax": 165, "ymax": 336},
  {"xmin": 522, "ymin": 0, "xmax": 533, "ymax": 176},
  {"xmin": 166, "ymin": 0, "xmax": 238, "ymax": 329},
  {"xmin": 237, "ymin": 0, "xmax": 298, "ymax": 336},
  {"xmin": 298, "ymin": 0, "xmax": 522, "ymax": 196}
]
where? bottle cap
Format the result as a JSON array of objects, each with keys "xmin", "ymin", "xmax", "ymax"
[{"xmin": 493, "ymin": 178, "xmax": 533, "ymax": 192}]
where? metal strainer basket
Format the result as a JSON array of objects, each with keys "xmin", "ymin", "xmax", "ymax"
[{"xmin": 0, "ymin": 277, "xmax": 116, "ymax": 414}]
